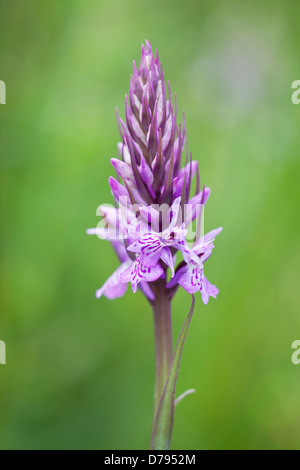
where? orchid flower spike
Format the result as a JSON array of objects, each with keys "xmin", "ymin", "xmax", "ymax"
[{"xmin": 87, "ymin": 40, "xmax": 222, "ymax": 303}]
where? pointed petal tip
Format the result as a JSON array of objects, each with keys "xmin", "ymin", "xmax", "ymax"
[
  {"xmin": 132, "ymin": 282, "xmax": 138, "ymax": 294},
  {"xmin": 95, "ymin": 289, "xmax": 102, "ymax": 299},
  {"xmin": 145, "ymin": 39, "xmax": 151, "ymax": 49}
]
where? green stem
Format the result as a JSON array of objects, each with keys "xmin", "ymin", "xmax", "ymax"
[
  {"xmin": 150, "ymin": 295, "xmax": 195, "ymax": 450},
  {"xmin": 152, "ymin": 278, "xmax": 173, "ymax": 414}
]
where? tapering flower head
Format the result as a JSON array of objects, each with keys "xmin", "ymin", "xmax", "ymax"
[{"xmin": 87, "ymin": 40, "xmax": 222, "ymax": 304}]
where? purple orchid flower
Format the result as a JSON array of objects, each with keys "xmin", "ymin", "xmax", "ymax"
[
  {"xmin": 87, "ymin": 40, "xmax": 222, "ymax": 450},
  {"xmin": 126, "ymin": 196, "xmax": 185, "ymax": 277},
  {"xmin": 169, "ymin": 227, "xmax": 223, "ymax": 304}
]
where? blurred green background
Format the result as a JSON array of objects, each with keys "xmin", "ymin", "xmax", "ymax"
[{"xmin": 1, "ymin": 0, "xmax": 300, "ymax": 450}]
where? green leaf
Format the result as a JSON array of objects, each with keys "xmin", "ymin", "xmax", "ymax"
[{"xmin": 151, "ymin": 295, "xmax": 195, "ymax": 450}]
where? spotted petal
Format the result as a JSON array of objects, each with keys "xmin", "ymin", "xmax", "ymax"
[
  {"xmin": 127, "ymin": 233, "xmax": 163, "ymax": 266},
  {"xmin": 177, "ymin": 264, "xmax": 219, "ymax": 304},
  {"xmin": 120, "ymin": 256, "xmax": 164, "ymax": 293}
]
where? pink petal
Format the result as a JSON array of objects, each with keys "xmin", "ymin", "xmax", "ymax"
[
  {"xmin": 96, "ymin": 205, "xmax": 118, "ymax": 227},
  {"xmin": 177, "ymin": 267, "xmax": 199, "ymax": 294},
  {"xmin": 110, "ymin": 158, "xmax": 134, "ymax": 180},
  {"xmin": 203, "ymin": 275, "xmax": 219, "ymax": 298},
  {"xmin": 160, "ymin": 247, "xmax": 175, "ymax": 277},
  {"xmin": 200, "ymin": 290, "xmax": 209, "ymax": 305},
  {"xmin": 109, "ymin": 177, "xmax": 129, "ymax": 201},
  {"xmin": 175, "ymin": 240, "xmax": 201, "ymax": 265},
  {"xmin": 141, "ymin": 263, "xmax": 164, "ymax": 282},
  {"xmin": 139, "ymin": 155, "xmax": 154, "ymax": 185},
  {"xmin": 120, "ymin": 258, "xmax": 164, "ymax": 293},
  {"xmin": 199, "ymin": 227, "xmax": 223, "ymax": 245},
  {"xmin": 169, "ymin": 196, "xmax": 182, "ymax": 228},
  {"xmin": 96, "ymin": 261, "xmax": 131, "ymax": 299}
]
